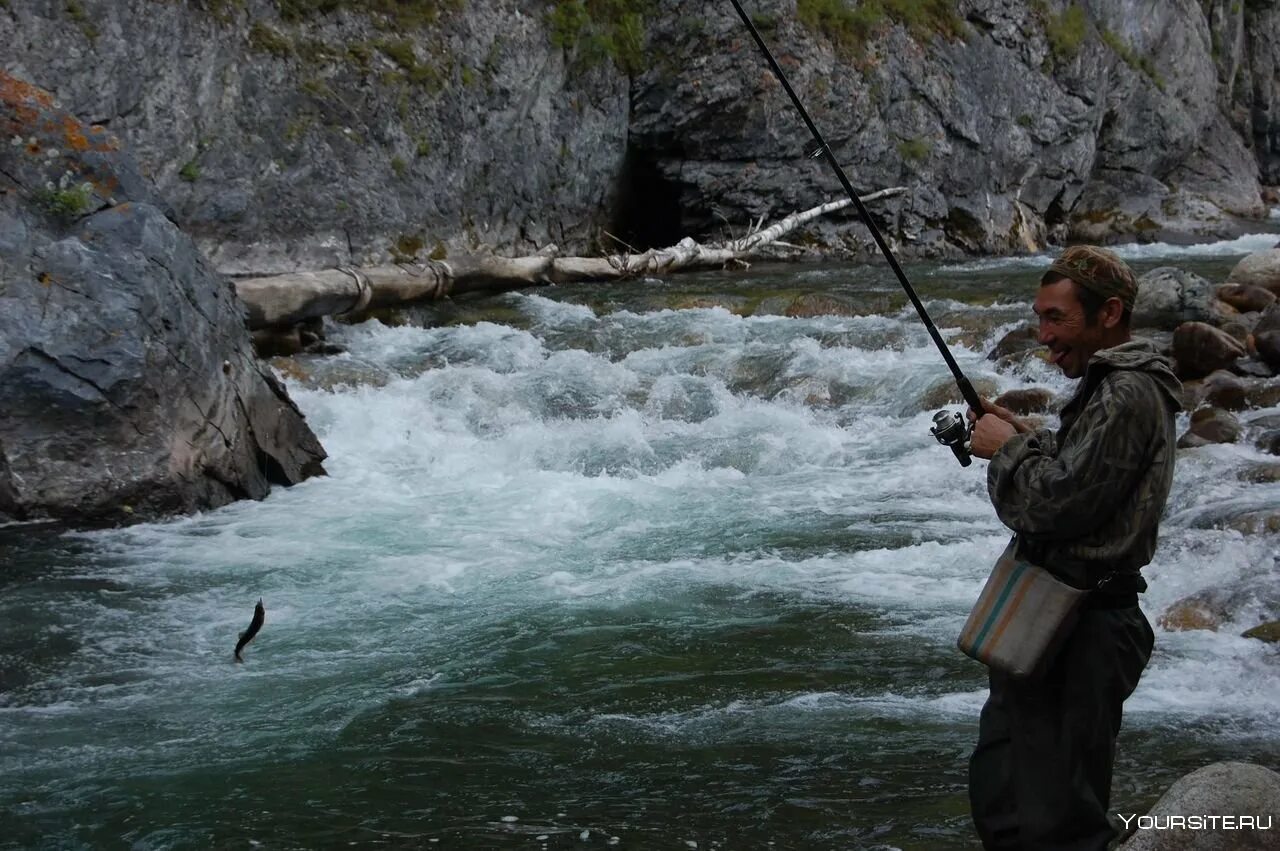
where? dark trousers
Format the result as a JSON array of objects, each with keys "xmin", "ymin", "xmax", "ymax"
[{"xmin": 968, "ymin": 606, "xmax": 1155, "ymax": 850}]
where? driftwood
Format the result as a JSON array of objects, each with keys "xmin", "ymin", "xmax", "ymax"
[{"xmin": 233, "ymin": 188, "xmax": 906, "ymax": 330}]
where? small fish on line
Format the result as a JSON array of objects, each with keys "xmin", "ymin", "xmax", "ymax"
[{"xmin": 234, "ymin": 598, "xmax": 265, "ymax": 663}]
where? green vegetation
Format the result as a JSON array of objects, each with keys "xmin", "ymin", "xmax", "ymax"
[
  {"xmin": 548, "ymin": 0, "xmax": 589, "ymax": 48},
  {"xmin": 416, "ymin": 137, "xmax": 432, "ymax": 157},
  {"xmin": 188, "ymin": 0, "xmax": 244, "ymax": 22},
  {"xmin": 797, "ymin": 0, "xmax": 886, "ymax": 54},
  {"xmin": 897, "ymin": 136, "xmax": 930, "ymax": 161},
  {"xmin": 66, "ymin": 0, "xmax": 98, "ymax": 42},
  {"xmin": 795, "ymin": 0, "xmax": 964, "ymax": 55},
  {"xmin": 1101, "ymin": 28, "xmax": 1166, "ymax": 89},
  {"xmin": 297, "ymin": 38, "xmax": 340, "ymax": 65},
  {"xmin": 751, "ymin": 12, "xmax": 778, "ymax": 33},
  {"xmin": 347, "ymin": 42, "xmax": 373, "ymax": 69},
  {"xmin": 390, "ymin": 155, "xmax": 407, "ymax": 177},
  {"xmin": 1043, "ymin": 3, "xmax": 1087, "ymax": 62},
  {"xmin": 248, "ymin": 22, "xmax": 293, "ymax": 57},
  {"xmin": 545, "ymin": 0, "xmax": 651, "ymax": 75},
  {"xmin": 35, "ymin": 184, "xmax": 94, "ymax": 221},
  {"xmin": 285, "ymin": 115, "xmax": 314, "ymax": 142},
  {"xmin": 391, "ymin": 233, "xmax": 425, "ymax": 262},
  {"xmin": 376, "ymin": 39, "xmax": 442, "ymax": 87},
  {"xmin": 179, "ymin": 159, "xmax": 201, "ymax": 181},
  {"xmin": 301, "ymin": 78, "xmax": 329, "ymax": 97},
  {"xmin": 279, "ymin": 0, "xmax": 462, "ymax": 29},
  {"xmin": 1016, "ymin": 113, "xmax": 1035, "ymax": 128}
]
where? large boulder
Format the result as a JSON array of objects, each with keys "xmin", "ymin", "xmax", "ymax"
[
  {"xmin": 1256, "ymin": 330, "xmax": 1280, "ymax": 372},
  {"xmin": 1256, "ymin": 303, "xmax": 1280, "ymax": 336},
  {"xmin": 993, "ymin": 388, "xmax": 1057, "ymax": 415},
  {"xmin": 1177, "ymin": 407, "xmax": 1241, "ymax": 447},
  {"xmin": 1120, "ymin": 762, "xmax": 1280, "ymax": 850},
  {"xmin": 1198, "ymin": 370, "xmax": 1247, "ymax": 410},
  {"xmin": 1172, "ymin": 322, "xmax": 1246, "ymax": 378},
  {"xmin": 1216, "ymin": 282, "xmax": 1276, "ymax": 314},
  {"xmin": 0, "ymin": 72, "xmax": 325, "ymax": 525},
  {"xmin": 987, "ymin": 324, "xmax": 1040, "ymax": 361},
  {"xmin": 1228, "ymin": 249, "xmax": 1280, "ymax": 297},
  {"xmin": 1133, "ymin": 269, "xmax": 1226, "ymax": 331}
]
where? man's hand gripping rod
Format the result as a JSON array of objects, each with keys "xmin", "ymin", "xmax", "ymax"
[{"xmin": 727, "ymin": 0, "xmax": 980, "ymax": 466}]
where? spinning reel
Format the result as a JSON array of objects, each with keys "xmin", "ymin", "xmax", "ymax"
[{"xmin": 930, "ymin": 409, "xmax": 973, "ymax": 467}]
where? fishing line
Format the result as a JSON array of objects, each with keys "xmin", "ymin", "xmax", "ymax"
[{"xmin": 726, "ymin": 0, "xmax": 983, "ymax": 420}]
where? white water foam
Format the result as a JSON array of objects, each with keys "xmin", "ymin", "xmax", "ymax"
[
  {"xmin": 4, "ymin": 284, "xmax": 1278, "ymax": 807},
  {"xmin": 940, "ymin": 232, "xmax": 1280, "ymax": 273}
]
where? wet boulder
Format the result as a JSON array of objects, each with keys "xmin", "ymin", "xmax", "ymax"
[
  {"xmin": 917, "ymin": 376, "xmax": 999, "ymax": 413},
  {"xmin": 0, "ymin": 72, "xmax": 325, "ymax": 525},
  {"xmin": 1132, "ymin": 268, "xmax": 1226, "ymax": 330},
  {"xmin": 1157, "ymin": 590, "xmax": 1242, "ymax": 631},
  {"xmin": 986, "ymin": 324, "xmax": 1039, "ymax": 361},
  {"xmin": 1255, "ymin": 330, "xmax": 1280, "ymax": 372},
  {"xmin": 993, "ymin": 388, "xmax": 1056, "ymax": 415},
  {"xmin": 1256, "ymin": 303, "xmax": 1280, "ymax": 336},
  {"xmin": 1172, "ymin": 322, "xmax": 1246, "ymax": 379},
  {"xmin": 1220, "ymin": 508, "xmax": 1280, "ymax": 535},
  {"xmin": 1177, "ymin": 407, "xmax": 1241, "ymax": 447},
  {"xmin": 1198, "ymin": 370, "xmax": 1247, "ymax": 410},
  {"xmin": 784, "ymin": 292, "xmax": 870, "ymax": 318},
  {"xmin": 1120, "ymin": 762, "xmax": 1280, "ymax": 850},
  {"xmin": 1243, "ymin": 621, "xmax": 1280, "ymax": 642},
  {"xmin": 1256, "ymin": 430, "xmax": 1280, "ymax": 457},
  {"xmin": 1227, "ymin": 249, "xmax": 1280, "ymax": 297},
  {"xmin": 1216, "ymin": 282, "xmax": 1276, "ymax": 314},
  {"xmin": 1237, "ymin": 461, "xmax": 1280, "ymax": 484}
]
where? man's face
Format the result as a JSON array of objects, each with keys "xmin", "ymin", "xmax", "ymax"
[{"xmin": 1033, "ymin": 278, "xmax": 1107, "ymax": 379}]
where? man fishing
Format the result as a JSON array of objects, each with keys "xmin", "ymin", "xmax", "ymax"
[
  {"xmin": 718, "ymin": 13, "xmax": 1182, "ymax": 844},
  {"xmin": 965, "ymin": 246, "xmax": 1182, "ymax": 849}
]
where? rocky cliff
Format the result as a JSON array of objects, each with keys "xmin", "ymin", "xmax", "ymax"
[
  {"xmin": 1, "ymin": 0, "xmax": 1277, "ymax": 270},
  {"xmin": 0, "ymin": 72, "xmax": 326, "ymax": 526}
]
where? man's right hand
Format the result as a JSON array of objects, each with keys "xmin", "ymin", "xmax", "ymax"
[{"xmin": 966, "ymin": 397, "xmax": 1032, "ymax": 434}]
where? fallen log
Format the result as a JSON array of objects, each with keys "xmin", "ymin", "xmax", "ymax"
[{"xmin": 233, "ymin": 188, "xmax": 906, "ymax": 330}]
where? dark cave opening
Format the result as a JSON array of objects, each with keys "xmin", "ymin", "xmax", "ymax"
[{"xmin": 611, "ymin": 145, "xmax": 686, "ymax": 250}]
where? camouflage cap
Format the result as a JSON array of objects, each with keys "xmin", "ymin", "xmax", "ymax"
[{"xmin": 1043, "ymin": 245, "xmax": 1138, "ymax": 312}]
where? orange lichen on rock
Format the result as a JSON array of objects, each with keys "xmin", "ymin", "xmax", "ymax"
[
  {"xmin": 88, "ymin": 125, "xmax": 121, "ymax": 152},
  {"xmin": 61, "ymin": 114, "xmax": 92, "ymax": 152},
  {"xmin": 0, "ymin": 72, "xmax": 51, "ymax": 129},
  {"xmin": 0, "ymin": 72, "xmax": 56, "ymax": 108}
]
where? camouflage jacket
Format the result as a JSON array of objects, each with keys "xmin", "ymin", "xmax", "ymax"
[{"xmin": 987, "ymin": 340, "xmax": 1182, "ymax": 590}]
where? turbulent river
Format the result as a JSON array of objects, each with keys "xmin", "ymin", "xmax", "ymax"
[{"xmin": 3, "ymin": 236, "xmax": 1280, "ymax": 849}]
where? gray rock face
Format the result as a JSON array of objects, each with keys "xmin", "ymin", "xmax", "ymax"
[
  {"xmin": 629, "ymin": 0, "xmax": 1272, "ymax": 257},
  {"xmin": 0, "ymin": 0, "xmax": 628, "ymax": 274},
  {"xmin": 0, "ymin": 73, "xmax": 325, "ymax": 526},
  {"xmin": 1120, "ymin": 762, "xmax": 1280, "ymax": 850},
  {"xmin": 0, "ymin": 0, "xmax": 1275, "ymax": 270}
]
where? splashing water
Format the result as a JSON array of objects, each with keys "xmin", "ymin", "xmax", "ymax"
[{"xmin": 2, "ymin": 246, "xmax": 1277, "ymax": 849}]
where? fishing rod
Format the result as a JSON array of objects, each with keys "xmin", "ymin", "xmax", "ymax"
[{"xmin": 726, "ymin": 0, "xmax": 980, "ymax": 465}]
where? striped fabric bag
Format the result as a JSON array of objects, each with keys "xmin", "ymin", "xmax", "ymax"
[{"xmin": 958, "ymin": 537, "xmax": 1089, "ymax": 679}]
